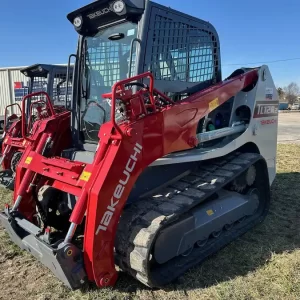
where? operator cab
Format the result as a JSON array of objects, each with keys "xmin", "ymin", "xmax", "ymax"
[
  {"xmin": 20, "ymin": 64, "xmax": 73, "ymax": 107},
  {"xmin": 67, "ymin": 0, "xmax": 222, "ymax": 148},
  {"xmin": 18, "ymin": 64, "xmax": 74, "ymax": 129},
  {"xmin": 3, "ymin": 64, "xmax": 73, "ymax": 135}
]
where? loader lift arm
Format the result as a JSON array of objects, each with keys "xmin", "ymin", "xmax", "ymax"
[{"xmin": 80, "ymin": 69, "xmax": 259, "ymax": 286}]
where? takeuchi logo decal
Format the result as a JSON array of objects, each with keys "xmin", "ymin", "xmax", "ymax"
[
  {"xmin": 87, "ymin": 1, "xmax": 125, "ymax": 19},
  {"xmin": 253, "ymin": 101, "xmax": 278, "ymax": 118},
  {"xmin": 95, "ymin": 142, "xmax": 143, "ymax": 235},
  {"xmin": 87, "ymin": 7, "xmax": 112, "ymax": 19}
]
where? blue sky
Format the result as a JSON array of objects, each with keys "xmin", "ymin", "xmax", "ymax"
[{"xmin": 0, "ymin": 0, "xmax": 299, "ymax": 88}]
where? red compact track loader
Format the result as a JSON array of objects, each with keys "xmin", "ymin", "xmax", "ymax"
[
  {"xmin": 0, "ymin": 0, "xmax": 279, "ymax": 290},
  {"xmin": 0, "ymin": 64, "xmax": 73, "ymax": 190}
]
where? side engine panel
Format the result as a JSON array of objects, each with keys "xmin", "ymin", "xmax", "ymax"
[{"xmin": 227, "ymin": 66, "xmax": 279, "ymax": 184}]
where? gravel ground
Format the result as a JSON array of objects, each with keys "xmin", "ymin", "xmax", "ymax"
[{"xmin": 278, "ymin": 112, "xmax": 300, "ymax": 144}]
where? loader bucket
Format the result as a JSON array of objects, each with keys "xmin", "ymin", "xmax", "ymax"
[{"xmin": 0, "ymin": 208, "xmax": 87, "ymax": 290}]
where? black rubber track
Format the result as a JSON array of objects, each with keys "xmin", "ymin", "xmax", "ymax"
[{"xmin": 114, "ymin": 152, "xmax": 271, "ymax": 287}]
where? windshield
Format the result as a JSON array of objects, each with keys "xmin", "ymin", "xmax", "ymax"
[{"xmin": 80, "ymin": 21, "xmax": 138, "ymax": 143}]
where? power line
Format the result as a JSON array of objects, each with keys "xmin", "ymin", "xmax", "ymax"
[{"xmin": 222, "ymin": 57, "xmax": 300, "ymax": 66}]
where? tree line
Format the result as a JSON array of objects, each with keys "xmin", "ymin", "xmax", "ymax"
[{"xmin": 277, "ymin": 82, "xmax": 300, "ymax": 104}]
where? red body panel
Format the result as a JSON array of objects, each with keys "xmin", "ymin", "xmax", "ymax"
[
  {"xmin": 14, "ymin": 111, "xmax": 72, "ymax": 219},
  {"xmin": 1, "ymin": 92, "xmax": 70, "ymax": 171},
  {"xmin": 1, "ymin": 120, "xmax": 23, "ymax": 170},
  {"xmin": 12, "ymin": 69, "xmax": 259, "ymax": 286}
]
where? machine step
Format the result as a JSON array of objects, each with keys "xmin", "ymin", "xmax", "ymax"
[{"xmin": 196, "ymin": 123, "xmax": 247, "ymax": 143}]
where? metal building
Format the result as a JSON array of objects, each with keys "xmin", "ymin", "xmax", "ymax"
[{"xmin": 0, "ymin": 66, "xmax": 28, "ymax": 117}]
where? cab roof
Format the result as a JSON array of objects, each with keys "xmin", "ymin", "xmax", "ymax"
[{"xmin": 20, "ymin": 64, "xmax": 72, "ymax": 78}]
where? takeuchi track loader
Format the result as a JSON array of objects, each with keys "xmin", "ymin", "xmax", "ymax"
[
  {"xmin": 0, "ymin": 0, "xmax": 279, "ymax": 290},
  {"xmin": 0, "ymin": 64, "xmax": 73, "ymax": 190}
]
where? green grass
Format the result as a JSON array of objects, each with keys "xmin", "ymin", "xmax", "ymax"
[{"xmin": 1, "ymin": 144, "xmax": 300, "ymax": 300}]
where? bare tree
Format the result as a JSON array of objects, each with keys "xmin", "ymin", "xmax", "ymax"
[
  {"xmin": 277, "ymin": 87, "xmax": 285, "ymax": 101},
  {"xmin": 283, "ymin": 82, "xmax": 300, "ymax": 105}
]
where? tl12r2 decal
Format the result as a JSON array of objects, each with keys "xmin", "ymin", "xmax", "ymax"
[{"xmin": 253, "ymin": 101, "xmax": 278, "ymax": 118}]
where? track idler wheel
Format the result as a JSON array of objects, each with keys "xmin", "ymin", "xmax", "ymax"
[
  {"xmin": 224, "ymin": 223, "xmax": 234, "ymax": 230},
  {"xmin": 212, "ymin": 230, "xmax": 222, "ymax": 238},
  {"xmin": 196, "ymin": 238, "xmax": 208, "ymax": 247},
  {"xmin": 181, "ymin": 246, "xmax": 194, "ymax": 257}
]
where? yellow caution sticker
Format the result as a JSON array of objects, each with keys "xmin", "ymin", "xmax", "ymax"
[
  {"xmin": 206, "ymin": 209, "xmax": 214, "ymax": 216},
  {"xmin": 209, "ymin": 98, "xmax": 219, "ymax": 112},
  {"xmin": 25, "ymin": 156, "xmax": 32, "ymax": 165},
  {"xmin": 80, "ymin": 171, "xmax": 92, "ymax": 182}
]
